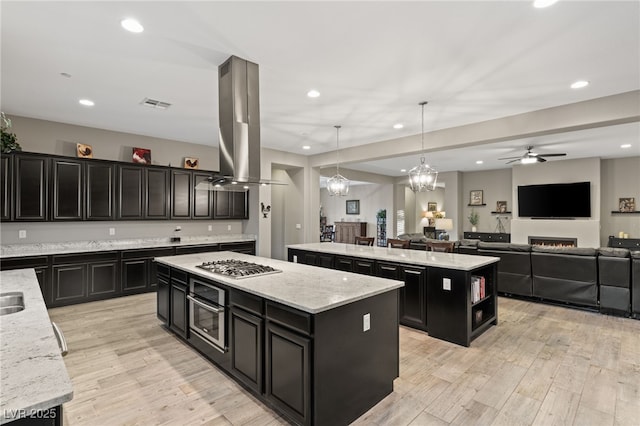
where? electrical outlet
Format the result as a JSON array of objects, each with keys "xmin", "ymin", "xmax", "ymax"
[
  {"xmin": 227, "ymin": 225, "xmax": 231, "ymax": 231},
  {"xmin": 363, "ymin": 313, "xmax": 371, "ymax": 332},
  {"xmin": 295, "ymin": 224, "xmax": 301, "ymax": 229},
  {"xmin": 293, "ymin": 255, "xmax": 298, "ymax": 263},
  {"xmin": 18, "ymin": 230, "xmax": 26, "ymax": 239},
  {"xmin": 109, "ymin": 228, "xmax": 115, "ymax": 236},
  {"xmin": 208, "ymin": 225, "xmax": 212, "ymax": 231},
  {"xmin": 443, "ymin": 278, "xmax": 451, "ymax": 291}
]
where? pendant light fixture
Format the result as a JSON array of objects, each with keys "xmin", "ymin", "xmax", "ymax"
[
  {"xmin": 327, "ymin": 125, "xmax": 350, "ymax": 196},
  {"xmin": 408, "ymin": 101, "xmax": 438, "ymax": 192}
]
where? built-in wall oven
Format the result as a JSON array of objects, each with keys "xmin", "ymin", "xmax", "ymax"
[{"xmin": 188, "ymin": 277, "xmax": 226, "ymax": 353}]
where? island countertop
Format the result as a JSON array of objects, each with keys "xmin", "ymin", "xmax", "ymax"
[
  {"xmin": 287, "ymin": 242, "xmax": 500, "ymax": 271},
  {"xmin": 155, "ymin": 252, "xmax": 404, "ymax": 314},
  {"xmin": 0, "ymin": 269, "xmax": 73, "ymax": 424}
]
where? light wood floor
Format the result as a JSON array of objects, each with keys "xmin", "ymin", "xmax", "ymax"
[{"xmin": 48, "ymin": 294, "xmax": 640, "ymax": 425}]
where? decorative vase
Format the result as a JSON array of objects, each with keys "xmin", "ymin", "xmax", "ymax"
[{"xmin": 471, "ymin": 226, "xmax": 477, "ymax": 232}]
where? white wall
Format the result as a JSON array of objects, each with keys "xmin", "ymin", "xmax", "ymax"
[
  {"xmin": 320, "ymin": 183, "xmax": 394, "ymax": 239},
  {"xmin": 600, "ymin": 156, "xmax": 640, "ymax": 244},
  {"xmin": 270, "ymin": 167, "xmax": 304, "ymax": 260},
  {"xmin": 461, "ymin": 169, "xmax": 512, "ymax": 233},
  {"xmin": 511, "ymin": 157, "xmax": 601, "ymax": 247}
]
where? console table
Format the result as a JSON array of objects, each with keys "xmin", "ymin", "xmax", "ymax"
[
  {"xmin": 334, "ymin": 222, "xmax": 367, "ymax": 244},
  {"xmin": 608, "ymin": 236, "xmax": 640, "ymax": 249},
  {"xmin": 464, "ymin": 232, "xmax": 511, "ymax": 242}
]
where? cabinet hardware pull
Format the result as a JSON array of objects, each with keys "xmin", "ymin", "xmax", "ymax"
[
  {"xmin": 187, "ymin": 295, "xmax": 222, "ymax": 313},
  {"xmin": 405, "ymin": 270, "xmax": 422, "ymax": 275},
  {"xmin": 51, "ymin": 322, "xmax": 68, "ymax": 357},
  {"xmin": 380, "ymin": 266, "xmax": 396, "ymax": 271}
]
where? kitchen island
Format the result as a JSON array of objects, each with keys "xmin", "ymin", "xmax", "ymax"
[
  {"xmin": 0, "ymin": 269, "xmax": 73, "ymax": 425},
  {"xmin": 288, "ymin": 242, "xmax": 500, "ymax": 347},
  {"xmin": 155, "ymin": 252, "xmax": 403, "ymax": 426}
]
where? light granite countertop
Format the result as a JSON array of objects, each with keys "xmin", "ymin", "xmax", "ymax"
[
  {"xmin": 287, "ymin": 242, "xmax": 500, "ymax": 271},
  {"xmin": 0, "ymin": 234, "xmax": 256, "ymax": 259},
  {"xmin": 0, "ymin": 269, "xmax": 73, "ymax": 424},
  {"xmin": 155, "ymin": 252, "xmax": 404, "ymax": 314}
]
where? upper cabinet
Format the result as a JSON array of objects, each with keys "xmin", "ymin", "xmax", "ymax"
[
  {"xmin": 14, "ymin": 154, "xmax": 49, "ymax": 221},
  {"xmin": 2, "ymin": 152, "xmax": 249, "ymax": 223}
]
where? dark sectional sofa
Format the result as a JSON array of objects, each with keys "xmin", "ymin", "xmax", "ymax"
[{"xmin": 399, "ymin": 234, "xmax": 639, "ymax": 318}]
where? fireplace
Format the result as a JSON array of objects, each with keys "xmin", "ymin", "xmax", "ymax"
[{"xmin": 528, "ymin": 236, "xmax": 577, "ymax": 247}]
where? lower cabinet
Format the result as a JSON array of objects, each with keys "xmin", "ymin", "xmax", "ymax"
[
  {"xmin": 169, "ymin": 270, "xmax": 188, "ymax": 338},
  {"xmin": 288, "ymin": 249, "xmax": 333, "ymax": 268},
  {"xmin": 353, "ymin": 258, "xmax": 375, "ymax": 275},
  {"xmin": 51, "ymin": 252, "xmax": 119, "ymax": 307},
  {"xmin": 156, "ymin": 263, "xmax": 170, "ymax": 325},
  {"xmin": 121, "ymin": 247, "xmax": 174, "ymax": 294},
  {"xmin": 334, "ymin": 256, "xmax": 353, "ymax": 272},
  {"xmin": 399, "ymin": 265, "xmax": 427, "ymax": 331},
  {"xmin": 265, "ymin": 321, "xmax": 310, "ymax": 425},
  {"xmin": 0, "ymin": 256, "xmax": 51, "ymax": 305},
  {"xmin": 230, "ymin": 306, "xmax": 264, "ymax": 393}
]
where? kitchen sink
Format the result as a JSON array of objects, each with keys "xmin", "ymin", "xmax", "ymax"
[{"xmin": 0, "ymin": 292, "xmax": 25, "ymax": 315}]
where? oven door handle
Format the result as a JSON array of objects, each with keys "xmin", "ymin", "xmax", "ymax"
[{"xmin": 187, "ymin": 295, "xmax": 223, "ymax": 313}]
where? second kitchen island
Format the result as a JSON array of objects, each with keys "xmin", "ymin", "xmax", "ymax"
[{"xmin": 155, "ymin": 252, "xmax": 403, "ymax": 426}]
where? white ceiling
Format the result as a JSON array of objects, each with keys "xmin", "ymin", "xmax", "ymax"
[{"xmin": 2, "ymin": 1, "xmax": 639, "ymax": 176}]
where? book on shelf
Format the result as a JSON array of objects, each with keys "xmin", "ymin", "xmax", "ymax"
[{"xmin": 471, "ymin": 275, "xmax": 486, "ymax": 303}]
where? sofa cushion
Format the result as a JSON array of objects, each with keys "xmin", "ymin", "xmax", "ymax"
[
  {"xmin": 598, "ymin": 247, "xmax": 630, "ymax": 258},
  {"xmin": 478, "ymin": 242, "xmax": 531, "ymax": 252},
  {"xmin": 458, "ymin": 239, "xmax": 479, "ymax": 247},
  {"xmin": 531, "ymin": 246, "xmax": 597, "ymax": 256},
  {"xmin": 397, "ymin": 233, "xmax": 427, "ymax": 242},
  {"xmin": 630, "ymin": 250, "xmax": 640, "ymax": 259}
]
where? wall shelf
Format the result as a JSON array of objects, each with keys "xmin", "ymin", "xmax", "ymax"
[
  {"xmin": 490, "ymin": 211, "xmax": 512, "ymax": 214},
  {"xmin": 467, "ymin": 204, "xmax": 486, "ymax": 207},
  {"xmin": 611, "ymin": 211, "xmax": 640, "ymax": 214}
]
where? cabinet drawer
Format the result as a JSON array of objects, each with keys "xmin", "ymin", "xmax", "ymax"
[
  {"xmin": 53, "ymin": 251, "xmax": 118, "ymax": 264},
  {"xmin": 171, "ymin": 268, "xmax": 188, "ymax": 285},
  {"xmin": 156, "ymin": 263, "xmax": 170, "ymax": 277},
  {"xmin": 1, "ymin": 255, "xmax": 49, "ymax": 269},
  {"xmin": 121, "ymin": 247, "xmax": 175, "ymax": 259},
  {"xmin": 266, "ymin": 301, "xmax": 311, "ymax": 336},
  {"xmin": 230, "ymin": 289, "xmax": 263, "ymax": 315}
]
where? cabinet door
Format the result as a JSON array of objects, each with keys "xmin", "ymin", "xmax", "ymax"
[
  {"xmin": 376, "ymin": 262, "xmax": 399, "ymax": 280},
  {"xmin": 1, "ymin": 155, "xmax": 11, "ymax": 221},
  {"xmin": 317, "ymin": 254, "xmax": 334, "ymax": 269},
  {"xmin": 353, "ymin": 259, "xmax": 375, "ymax": 275},
  {"xmin": 52, "ymin": 264, "xmax": 86, "ymax": 305},
  {"xmin": 171, "ymin": 170, "xmax": 192, "ymax": 219},
  {"xmin": 230, "ymin": 191, "xmax": 248, "ymax": 219},
  {"xmin": 88, "ymin": 262, "xmax": 119, "ymax": 297},
  {"xmin": 213, "ymin": 191, "xmax": 231, "ymax": 219},
  {"xmin": 192, "ymin": 172, "xmax": 214, "ymax": 219},
  {"xmin": 121, "ymin": 259, "xmax": 148, "ymax": 293},
  {"xmin": 399, "ymin": 266, "xmax": 427, "ymax": 330},
  {"xmin": 52, "ymin": 159, "xmax": 83, "ymax": 220},
  {"xmin": 146, "ymin": 168, "xmax": 169, "ymax": 219},
  {"xmin": 230, "ymin": 307, "xmax": 263, "ymax": 393},
  {"xmin": 14, "ymin": 155, "xmax": 49, "ymax": 221},
  {"xmin": 117, "ymin": 165, "xmax": 144, "ymax": 219},
  {"xmin": 34, "ymin": 266, "xmax": 51, "ymax": 306},
  {"xmin": 86, "ymin": 162, "xmax": 115, "ymax": 220},
  {"xmin": 335, "ymin": 256, "xmax": 353, "ymax": 272},
  {"xmin": 265, "ymin": 322, "xmax": 310, "ymax": 425},
  {"xmin": 170, "ymin": 281, "xmax": 188, "ymax": 338},
  {"xmin": 157, "ymin": 273, "xmax": 170, "ymax": 325}
]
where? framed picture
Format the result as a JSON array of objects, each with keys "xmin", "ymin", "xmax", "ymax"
[
  {"xmin": 346, "ymin": 200, "xmax": 360, "ymax": 215},
  {"xmin": 132, "ymin": 147, "xmax": 151, "ymax": 164},
  {"xmin": 184, "ymin": 157, "xmax": 199, "ymax": 169},
  {"xmin": 496, "ymin": 201, "xmax": 507, "ymax": 213},
  {"xmin": 427, "ymin": 202, "xmax": 437, "ymax": 212},
  {"xmin": 619, "ymin": 197, "xmax": 636, "ymax": 212},
  {"xmin": 469, "ymin": 190, "xmax": 484, "ymax": 206},
  {"xmin": 76, "ymin": 143, "xmax": 93, "ymax": 158}
]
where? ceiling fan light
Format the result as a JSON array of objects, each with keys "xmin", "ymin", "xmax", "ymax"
[{"xmin": 521, "ymin": 157, "xmax": 538, "ymax": 164}]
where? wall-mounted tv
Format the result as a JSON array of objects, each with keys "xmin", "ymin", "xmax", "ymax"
[{"xmin": 518, "ymin": 181, "xmax": 591, "ymax": 218}]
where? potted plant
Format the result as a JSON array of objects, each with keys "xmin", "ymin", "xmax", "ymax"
[
  {"xmin": 376, "ymin": 209, "xmax": 386, "ymax": 221},
  {"xmin": 1, "ymin": 112, "xmax": 21, "ymax": 154},
  {"xmin": 468, "ymin": 209, "xmax": 479, "ymax": 232}
]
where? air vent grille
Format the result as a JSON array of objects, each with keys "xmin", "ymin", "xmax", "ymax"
[{"xmin": 140, "ymin": 98, "xmax": 172, "ymax": 109}]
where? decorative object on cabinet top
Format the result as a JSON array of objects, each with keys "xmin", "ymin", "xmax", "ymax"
[
  {"xmin": 76, "ymin": 143, "xmax": 93, "ymax": 158},
  {"xmin": 0, "ymin": 112, "xmax": 21, "ymax": 154},
  {"xmin": 183, "ymin": 157, "xmax": 199, "ymax": 169},
  {"xmin": 132, "ymin": 147, "xmax": 151, "ymax": 164}
]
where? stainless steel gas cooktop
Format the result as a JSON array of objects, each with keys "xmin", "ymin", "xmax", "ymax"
[{"xmin": 196, "ymin": 259, "xmax": 282, "ymax": 279}]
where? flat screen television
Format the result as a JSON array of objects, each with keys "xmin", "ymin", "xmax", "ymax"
[{"xmin": 517, "ymin": 181, "xmax": 591, "ymax": 218}]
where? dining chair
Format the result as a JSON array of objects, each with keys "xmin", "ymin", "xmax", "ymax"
[
  {"xmin": 386, "ymin": 238, "xmax": 410, "ymax": 249},
  {"xmin": 426, "ymin": 241, "xmax": 455, "ymax": 253},
  {"xmin": 354, "ymin": 236, "xmax": 375, "ymax": 246}
]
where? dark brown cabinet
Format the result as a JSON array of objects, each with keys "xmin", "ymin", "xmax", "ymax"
[
  {"xmin": 86, "ymin": 162, "xmax": 115, "ymax": 220},
  {"xmin": 335, "ymin": 256, "xmax": 353, "ymax": 272},
  {"xmin": 214, "ymin": 191, "xmax": 249, "ymax": 219},
  {"xmin": 121, "ymin": 247, "xmax": 174, "ymax": 294},
  {"xmin": 52, "ymin": 159, "xmax": 83, "ymax": 220},
  {"xmin": 14, "ymin": 154, "xmax": 49, "ymax": 221},
  {"xmin": 0, "ymin": 255, "xmax": 51, "ymax": 304},
  {"xmin": 52, "ymin": 263, "xmax": 87, "ymax": 306},
  {"xmin": 353, "ymin": 258, "xmax": 375, "ymax": 275},
  {"xmin": 289, "ymin": 249, "xmax": 333, "ymax": 268},
  {"xmin": 117, "ymin": 165, "xmax": 144, "ymax": 219},
  {"xmin": 51, "ymin": 252, "xmax": 119, "ymax": 307},
  {"xmin": 171, "ymin": 170, "xmax": 192, "ymax": 219},
  {"xmin": 399, "ymin": 265, "xmax": 427, "ymax": 330},
  {"xmin": 156, "ymin": 264, "xmax": 170, "ymax": 325},
  {"xmin": 1, "ymin": 155, "xmax": 11, "ymax": 221},
  {"xmin": 192, "ymin": 172, "xmax": 214, "ymax": 219},
  {"xmin": 146, "ymin": 168, "xmax": 170, "ymax": 219},
  {"xmin": 169, "ymin": 272, "xmax": 188, "ymax": 339},
  {"xmin": 230, "ymin": 306, "xmax": 264, "ymax": 393}
]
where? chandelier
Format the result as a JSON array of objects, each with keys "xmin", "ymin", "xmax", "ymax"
[
  {"xmin": 327, "ymin": 125, "xmax": 350, "ymax": 196},
  {"xmin": 408, "ymin": 101, "xmax": 438, "ymax": 192}
]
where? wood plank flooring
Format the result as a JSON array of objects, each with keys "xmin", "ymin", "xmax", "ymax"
[{"xmin": 48, "ymin": 294, "xmax": 640, "ymax": 425}]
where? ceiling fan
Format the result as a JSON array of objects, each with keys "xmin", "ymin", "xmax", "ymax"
[{"xmin": 499, "ymin": 146, "xmax": 567, "ymax": 164}]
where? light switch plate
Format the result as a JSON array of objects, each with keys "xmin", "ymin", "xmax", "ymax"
[
  {"xmin": 443, "ymin": 278, "xmax": 451, "ymax": 291},
  {"xmin": 208, "ymin": 225, "xmax": 212, "ymax": 231},
  {"xmin": 295, "ymin": 223, "xmax": 301, "ymax": 229},
  {"xmin": 18, "ymin": 230, "xmax": 26, "ymax": 239},
  {"xmin": 363, "ymin": 313, "xmax": 371, "ymax": 332},
  {"xmin": 227, "ymin": 225, "xmax": 231, "ymax": 231},
  {"xmin": 109, "ymin": 228, "xmax": 115, "ymax": 236}
]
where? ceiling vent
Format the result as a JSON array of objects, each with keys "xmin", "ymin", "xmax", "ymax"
[{"xmin": 140, "ymin": 98, "xmax": 171, "ymax": 109}]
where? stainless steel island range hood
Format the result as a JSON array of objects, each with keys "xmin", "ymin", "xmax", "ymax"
[{"xmin": 198, "ymin": 55, "xmax": 273, "ymax": 191}]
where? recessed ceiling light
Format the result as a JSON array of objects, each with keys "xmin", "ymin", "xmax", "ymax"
[
  {"xmin": 79, "ymin": 99, "xmax": 94, "ymax": 107},
  {"xmin": 393, "ymin": 123, "xmax": 404, "ymax": 129},
  {"xmin": 400, "ymin": 169, "xmax": 406, "ymax": 173},
  {"xmin": 476, "ymin": 160, "xmax": 484, "ymax": 165},
  {"xmin": 621, "ymin": 144, "xmax": 632, "ymax": 149},
  {"xmin": 570, "ymin": 80, "xmax": 589, "ymax": 89},
  {"xmin": 307, "ymin": 89, "xmax": 320, "ymax": 98},
  {"xmin": 533, "ymin": 0, "xmax": 558, "ymax": 8},
  {"xmin": 302, "ymin": 145, "xmax": 311, "ymax": 150},
  {"xmin": 243, "ymin": 185, "xmax": 249, "ymax": 190},
  {"xmin": 121, "ymin": 18, "xmax": 144, "ymax": 33}
]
